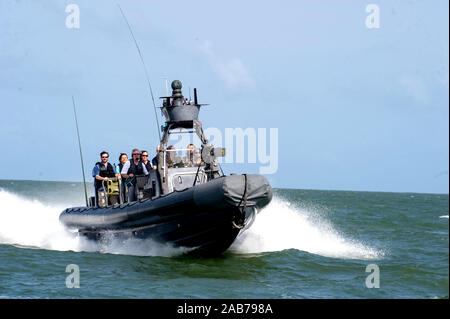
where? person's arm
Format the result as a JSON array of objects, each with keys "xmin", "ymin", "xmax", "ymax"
[
  {"xmin": 114, "ymin": 165, "xmax": 121, "ymax": 179},
  {"xmin": 92, "ymin": 165, "xmax": 106, "ymax": 180},
  {"xmin": 143, "ymin": 164, "xmax": 149, "ymax": 176},
  {"xmin": 95, "ymin": 174, "xmax": 109, "ymax": 181},
  {"xmin": 92, "ymin": 166, "xmax": 98, "ymax": 178},
  {"xmin": 151, "ymin": 157, "xmax": 158, "ymax": 170},
  {"xmin": 121, "ymin": 161, "xmax": 133, "ymax": 179}
]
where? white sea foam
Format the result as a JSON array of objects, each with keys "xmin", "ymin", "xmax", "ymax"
[
  {"xmin": 439, "ymin": 215, "xmax": 449, "ymax": 219},
  {"xmin": 231, "ymin": 196, "xmax": 383, "ymax": 260},
  {"xmin": 0, "ymin": 189, "xmax": 188, "ymax": 257},
  {"xmin": 1, "ymin": 188, "xmax": 383, "ymax": 260}
]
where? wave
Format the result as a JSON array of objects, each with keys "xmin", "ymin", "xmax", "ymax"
[
  {"xmin": 439, "ymin": 215, "xmax": 449, "ymax": 219},
  {"xmin": 230, "ymin": 197, "xmax": 383, "ymax": 260}
]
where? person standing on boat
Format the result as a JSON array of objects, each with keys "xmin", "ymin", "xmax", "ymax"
[
  {"xmin": 120, "ymin": 148, "xmax": 148, "ymax": 202},
  {"xmin": 184, "ymin": 144, "xmax": 195, "ymax": 167},
  {"xmin": 117, "ymin": 153, "xmax": 129, "ymax": 203},
  {"xmin": 151, "ymin": 145, "xmax": 159, "ymax": 170},
  {"xmin": 140, "ymin": 150, "xmax": 153, "ymax": 172},
  {"xmin": 193, "ymin": 148, "xmax": 203, "ymax": 166},
  {"xmin": 118, "ymin": 153, "xmax": 129, "ymax": 173},
  {"xmin": 92, "ymin": 151, "xmax": 119, "ymax": 206}
]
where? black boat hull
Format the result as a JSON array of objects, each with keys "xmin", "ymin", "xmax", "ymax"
[{"xmin": 60, "ymin": 174, "xmax": 271, "ymax": 255}]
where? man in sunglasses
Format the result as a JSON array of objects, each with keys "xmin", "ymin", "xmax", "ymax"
[
  {"xmin": 140, "ymin": 150, "xmax": 154, "ymax": 172},
  {"xmin": 120, "ymin": 148, "xmax": 149, "ymax": 202},
  {"xmin": 92, "ymin": 151, "xmax": 119, "ymax": 206}
]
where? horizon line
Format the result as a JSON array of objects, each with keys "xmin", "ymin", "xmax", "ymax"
[{"xmin": 0, "ymin": 178, "xmax": 448, "ymax": 196}]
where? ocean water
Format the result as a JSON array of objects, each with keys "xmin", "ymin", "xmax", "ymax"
[{"xmin": 0, "ymin": 180, "xmax": 448, "ymax": 299}]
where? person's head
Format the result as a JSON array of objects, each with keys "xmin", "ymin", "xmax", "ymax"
[
  {"xmin": 119, "ymin": 153, "xmax": 128, "ymax": 164},
  {"xmin": 141, "ymin": 150, "xmax": 149, "ymax": 162},
  {"xmin": 100, "ymin": 151, "xmax": 109, "ymax": 164},
  {"xmin": 156, "ymin": 145, "xmax": 160, "ymax": 153},
  {"xmin": 131, "ymin": 148, "xmax": 141, "ymax": 162}
]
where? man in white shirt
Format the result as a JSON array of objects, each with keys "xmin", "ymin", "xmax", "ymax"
[{"xmin": 121, "ymin": 148, "xmax": 148, "ymax": 202}]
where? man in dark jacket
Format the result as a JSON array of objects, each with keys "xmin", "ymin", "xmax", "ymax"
[
  {"xmin": 140, "ymin": 150, "xmax": 153, "ymax": 172},
  {"xmin": 151, "ymin": 145, "xmax": 159, "ymax": 169},
  {"xmin": 92, "ymin": 151, "xmax": 119, "ymax": 206},
  {"xmin": 120, "ymin": 148, "xmax": 148, "ymax": 202}
]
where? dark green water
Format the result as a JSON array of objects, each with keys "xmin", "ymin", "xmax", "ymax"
[{"xmin": 0, "ymin": 180, "xmax": 448, "ymax": 298}]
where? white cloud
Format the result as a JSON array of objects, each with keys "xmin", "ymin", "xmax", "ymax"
[{"xmin": 198, "ymin": 41, "xmax": 255, "ymax": 90}]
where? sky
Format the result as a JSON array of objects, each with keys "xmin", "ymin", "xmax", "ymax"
[{"xmin": 0, "ymin": 0, "xmax": 448, "ymax": 194}]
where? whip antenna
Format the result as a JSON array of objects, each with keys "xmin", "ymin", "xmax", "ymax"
[
  {"xmin": 118, "ymin": 4, "xmax": 161, "ymax": 140},
  {"xmin": 72, "ymin": 96, "xmax": 89, "ymax": 206}
]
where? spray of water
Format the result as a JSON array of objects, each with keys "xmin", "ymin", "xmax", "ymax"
[
  {"xmin": 0, "ymin": 189, "xmax": 80, "ymax": 251},
  {"xmin": 0, "ymin": 189, "xmax": 382, "ymax": 260},
  {"xmin": 0, "ymin": 189, "xmax": 188, "ymax": 257},
  {"xmin": 231, "ymin": 197, "xmax": 383, "ymax": 260}
]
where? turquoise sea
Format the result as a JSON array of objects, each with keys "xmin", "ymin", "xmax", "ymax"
[{"xmin": 0, "ymin": 180, "xmax": 448, "ymax": 299}]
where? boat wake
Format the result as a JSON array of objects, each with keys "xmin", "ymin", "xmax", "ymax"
[
  {"xmin": 1, "ymin": 188, "xmax": 382, "ymax": 260},
  {"xmin": 231, "ymin": 196, "xmax": 384, "ymax": 260},
  {"xmin": 0, "ymin": 189, "xmax": 190, "ymax": 257}
]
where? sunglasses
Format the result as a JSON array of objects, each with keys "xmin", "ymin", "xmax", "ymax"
[
  {"xmin": 132, "ymin": 153, "xmax": 140, "ymax": 156},
  {"xmin": 101, "ymin": 156, "xmax": 109, "ymax": 159},
  {"xmin": 141, "ymin": 155, "xmax": 148, "ymax": 157}
]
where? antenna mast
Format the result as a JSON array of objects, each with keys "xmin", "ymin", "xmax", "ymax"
[
  {"xmin": 162, "ymin": 76, "xmax": 169, "ymax": 96},
  {"xmin": 118, "ymin": 5, "xmax": 161, "ymax": 140},
  {"xmin": 72, "ymin": 96, "xmax": 88, "ymax": 206}
]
